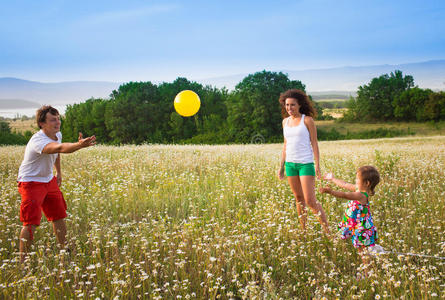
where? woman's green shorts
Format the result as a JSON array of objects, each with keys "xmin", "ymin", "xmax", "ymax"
[{"xmin": 285, "ymin": 162, "xmax": 315, "ymax": 177}]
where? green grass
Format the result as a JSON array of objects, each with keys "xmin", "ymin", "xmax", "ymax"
[
  {"xmin": 1, "ymin": 137, "xmax": 444, "ymax": 298},
  {"xmin": 320, "ymin": 108, "xmax": 348, "ymax": 119},
  {"xmin": 315, "ymin": 98, "xmax": 348, "ymax": 103},
  {"xmin": 5, "ymin": 118, "xmax": 37, "ymax": 134},
  {"xmin": 316, "ymin": 120, "xmax": 445, "ymax": 136}
]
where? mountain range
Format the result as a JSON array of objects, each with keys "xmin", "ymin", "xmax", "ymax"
[
  {"xmin": 0, "ymin": 78, "xmax": 120, "ymax": 109},
  {"xmin": 199, "ymin": 59, "xmax": 445, "ymax": 92},
  {"xmin": 1, "ymin": 60, "xmax": 444, "ymax": 111}
]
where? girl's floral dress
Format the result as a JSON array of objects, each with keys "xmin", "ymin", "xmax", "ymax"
[{"xmin": 338, "ymin": 192, "xmax": 377, "ymax": 248}]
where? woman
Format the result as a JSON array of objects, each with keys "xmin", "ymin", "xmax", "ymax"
[{"xmin": 277, "ymin": 89, "xmax": 329, "ymax": 233}]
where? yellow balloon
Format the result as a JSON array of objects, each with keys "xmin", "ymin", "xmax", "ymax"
[{"xmin": 174, "ymin": 90, "xmax": 201, "ymax": 117}]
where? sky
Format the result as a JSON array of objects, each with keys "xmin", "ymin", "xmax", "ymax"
[{"xmin": 1, "ymin": 0, "xmax": 444, "ymax": 83}]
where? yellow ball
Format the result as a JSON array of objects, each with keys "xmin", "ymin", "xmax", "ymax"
[{"xmin": 174, "ymin": 90, "xmax": 201, "ymax": 117}]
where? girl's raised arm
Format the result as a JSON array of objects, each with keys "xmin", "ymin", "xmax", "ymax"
[
  {"xmin": 324, "ymin": 173, "xmax": 356, "ymax": 191},
  {"xmin": 319, "ymin": 187, "xmax": 367, "ymax": 203}
]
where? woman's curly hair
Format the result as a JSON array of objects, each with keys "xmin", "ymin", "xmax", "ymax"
[{"xmin": 278, "ymin": 89, "xmax": 316, "ymax": 119}]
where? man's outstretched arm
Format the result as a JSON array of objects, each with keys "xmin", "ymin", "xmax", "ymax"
[{"xmin": 43, "ymin": 133, "xmax": 96, "ymax": 154}]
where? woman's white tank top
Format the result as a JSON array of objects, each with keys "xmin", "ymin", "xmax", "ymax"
[{"xmin": 283, "ymin": 114, "xmax": 314, "ymax": 164}]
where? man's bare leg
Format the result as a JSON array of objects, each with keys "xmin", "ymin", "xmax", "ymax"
[
  {"xmin": 52, "ymin": 219, "xmax": 67, "ymax": 249},
  {"xmin": 19, "ymin": 225, "xmax": 36, "ymax": 263}
]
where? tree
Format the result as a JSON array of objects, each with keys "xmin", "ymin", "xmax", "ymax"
[
  {"xmin": 0, "ymin": 121, "xmax": 11, "ymax": 133},
  {"xmin": 0, "ymin": 121, "xmax": 29, "ymax": 145},
  {"xmin": 105, "ymin": 81, "xmax": 161, "ymax": 144},
  {"xmin": 352, "ymin": 70, "xmax": 414, "ymax": 121},
  {"xmin": 53, "ymin": 72, "xmax": 320, "ymax": 144},
  {"xmin": 62, "ymin": 98, "xmax": 110, "ymax": 142},
  {"xmin": 424, "ymin": 91, "xmax": 445, "ymax": 121},
  {"xmin": 341, "ymin": 96, "xmax": 358, "ymax": 122},
  {"xmin": 310, "ymin": 97, "xmax": 330, "ymax": 120},
  {"xmin": 226, "ymin": 71, "xmax": 306, "ymax": 143},
  {"xmin": 158, "ymin": 78, "xmax": 205, "ymax": 142},
  {"xmin": 393, "ymin": 88, "xmax": 433, "ymax": 121},
  {"xmin": 89, "ymin": 99, "xmax": 110, "ymax": 142}
]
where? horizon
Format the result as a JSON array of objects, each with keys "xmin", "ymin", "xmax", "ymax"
[
  {"xmin": 1, "ymin": 58, "xmax": 444, "ymax": 87},
  {"xmin": 1, "ymin": 1, "xmax": 444, "ymax": 83}
]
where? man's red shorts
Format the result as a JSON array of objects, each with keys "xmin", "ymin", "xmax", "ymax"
[{"xmin": 18, "ymin": 177, "xmax": 67, "ymax": 226}]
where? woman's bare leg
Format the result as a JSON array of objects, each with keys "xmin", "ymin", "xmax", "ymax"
[
  {"xmin": 299, "ymin": 175, "xmax": 330, "ymax": 234},
  {"xmin": 287, "ymin": 176, "xmax": 307, "ymax": 230}
]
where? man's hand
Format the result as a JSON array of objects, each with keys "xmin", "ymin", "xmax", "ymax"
[
  {"xmin": 43, "ymin": 132, "xmax": 96, "ymax": 154},
  {"xmin": 56, "ymin": 174, "xmax": 62, "ymax": 187},
  {"xmin": 78, "ymin": 132, "xmax": 96, "ymax": 148}
]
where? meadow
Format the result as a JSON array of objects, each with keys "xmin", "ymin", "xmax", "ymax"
[
  {"xmin": 6, "ymin": 117, "xmax": 445, "ymax": 138},
  {"xmin": 317, "ymin": 120, "xmax": 445, "ymax": 136},
  {"xmin": 4, "ymin": 119, "xmax": 37, "ymax": 134},
  {"xmin": 0, "ymin": 136, "xmax": 444, "ymax": 299}
]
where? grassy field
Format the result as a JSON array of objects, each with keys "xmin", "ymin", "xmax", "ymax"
[
  {"xmin": 5, "ymin": 119, "xmax": 37, "ymax": 133},
  {"xmin": 321, "ymin": 108, "xmax": 348, "ymax": 119},
  {"xmin": 0, "ymin": 137, "xmax": 444, "ymax": 299},
  {"xmin": 7, "ymin": 117, "xmax": 445, "ymax": 138},
  {"xmin": 317, "ymin": 120, "xmax": 445, "ymax": 136},
  {"xmin": 314, "ymin": 98, "xmax": 348, "ymax": 103}
]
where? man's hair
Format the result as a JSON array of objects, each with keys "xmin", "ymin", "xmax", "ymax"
[
  {"xmin": 358, "ymin": 165, "xmax": 380, "ymax": 196},
  {"xmin": 36, "ymin": 105, "xmax": 60, "ymax": 129}
]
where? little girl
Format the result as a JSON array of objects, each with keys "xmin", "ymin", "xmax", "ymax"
[{"xmin": 320, "ymin": 166, "xmax": 380, "ymax": 272}]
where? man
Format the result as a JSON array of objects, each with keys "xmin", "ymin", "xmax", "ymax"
[{"xmin": 17, "ymin": 105, "xmax": 96, "ymax": 262}]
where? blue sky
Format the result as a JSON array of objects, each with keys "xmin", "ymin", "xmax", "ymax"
[{"xmin": 1, "ymin": 0, "xmax": 444, "ymax": 82}]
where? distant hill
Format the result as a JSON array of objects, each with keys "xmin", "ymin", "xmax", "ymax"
[
  {"xmin": 0, "ymin": 99, "xmax": 41, "ymax": 109},
  {"xmin": 0, "ymin": 78, "xmax": 121, "ymax": 106},
  {"xmin": 309, "ymin": 91, "xmax": 357, "ymax": 100},
  {"xmin": 311, "ymin": 95, "xmax": 350, "ymax": 101},
  {"xmin": 199, "ymin": 60, "xmax": 445, "ymax": 92}
]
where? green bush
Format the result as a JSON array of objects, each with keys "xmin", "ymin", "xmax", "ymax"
[
  {"xmin": 0, "ymin": 132, "xmax": 29, "ymax": 145},
  {"xmin": 0, "ymin": 121, "xmax": 31, "ymax": 145}
]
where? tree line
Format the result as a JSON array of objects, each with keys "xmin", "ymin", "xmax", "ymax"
[
  {"xmin": 2, "ymin": 69, "xmax": 444, "ymax": 145},
  {"xmin": 0, "ymin": 121, "xmax": 32, "ymax": 145},
  {"xmin": 342, "ymin": 70, "xmax": 445, "ymax": 122},
  {"xmin": 61, "ymin": 71, "xmax": 326, "ymax": 144}
]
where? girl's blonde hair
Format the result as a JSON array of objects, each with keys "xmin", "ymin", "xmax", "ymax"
[{"xmin": 358, "ymin": 166, "xmax": 380, "ymax": 196}]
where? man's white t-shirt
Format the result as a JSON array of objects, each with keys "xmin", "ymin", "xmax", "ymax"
[{"xmin": 17, "ymin": 130, "xmax": 62, "ymax": 183}]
